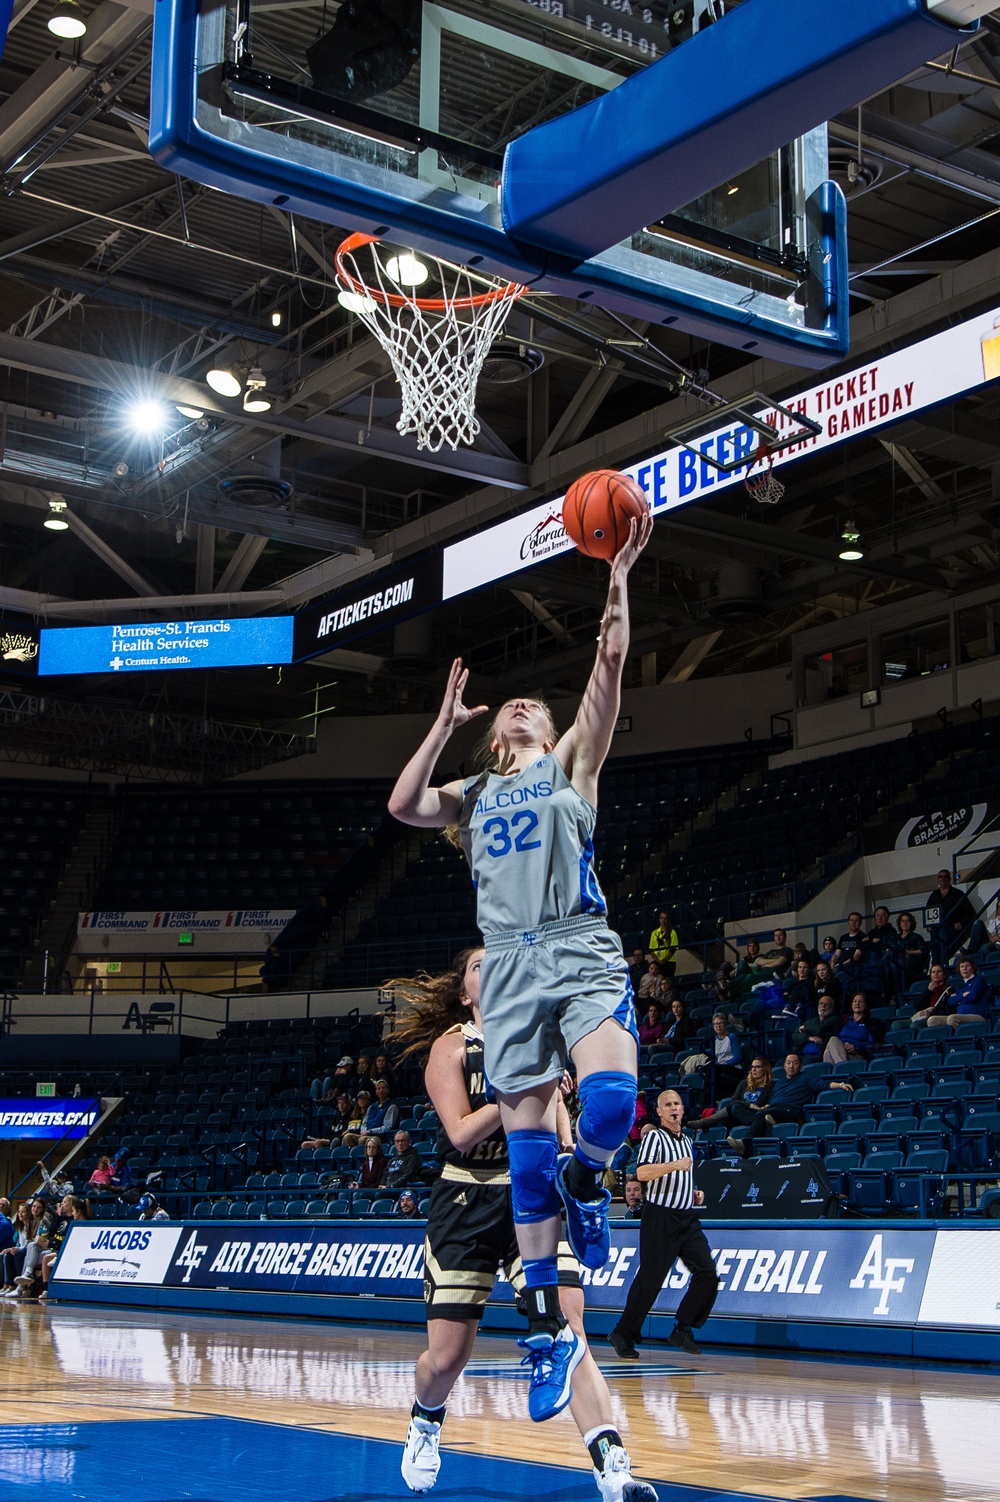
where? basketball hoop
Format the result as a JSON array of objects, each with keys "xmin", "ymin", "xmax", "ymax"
[
  {"xmin": 744, "ymin": 444, "xmax": 785, "ymax": 505},
  {"xmin": 334, "ymin": 233, "xmax": 528, "ymax": 453}
]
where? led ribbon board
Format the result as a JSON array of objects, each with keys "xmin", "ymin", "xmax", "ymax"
[
  {"xmin": 0, "ymin": 1099, "xmax": 99, "ymax": 1139},
  {"xmin": 443, "ymin": 297, "xmax": 1000, "ymax": 600},
  {"xmin": 39, "ymin": 617, "xmax": 294, "ymax": 676},
  {"xmin": 293, "ymin": 556, "xmax": 443, "ymax": 663}
]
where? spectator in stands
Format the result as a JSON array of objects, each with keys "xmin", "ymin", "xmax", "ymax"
[
  {"xmin": 821, "ymin": 936, "xmax": 838, "ymax": 965},
  {"xmin": 300, "ymin": 1091, "xmax": 354, "ymax": 1151},
  {"xmin": 926, "ymin": 956, "xmax": 990, "ymax": 1028},
  {"xmin": 373, "ymin": 1052, "xmax": 395, "ymax": 1092},
  {"xmin": 927, "ymin": 869, "xmax": 976, "ymax": 964},
  {"xmin": 396, "ymin": 1191, "xmax": 420, "ymax": 1218},
  {"xmin": 628, "ymin": 947, "xmax": 649, "ymax": 994},
  {"xmin": 791, "ymin": 994, "xmax": 842, "ymax": 1061},
  {"xmin": 309, "ymin": 1075, "xmax": 337, "ymax": 1102},
  {"xmin": 827, "ymin": 674, "xmax": 847, "ymax": 699},
  {"xmin": 834, "ymin": 913, "xmax": 865, "ymax": 971},
  {"xmin": 661, "ymin": 996, "xmax": 697, "ymax": 1052},
  {"xmin": 136, "ymin": 1194, "xmax": 169, "ymax": 1221},
  {"xmin": 863, "ymin": 906, "xmax": 896, "ymax": 973},
  {"xmin": 726, "ymin": 1053, "xmax": 853, "ymax": 1155},
  {"xmin": 813, "ymin": 960, "xmax": 843, "ymax": 1007},
  {"xmin": 692, "ymin": 1055, "xmax": 773, "ymax": 1133},
  {"xmin": 13, "ymin": 1195, "xmax": 68, "ymax": 1300},
  {"xmin": 360, "ymin": 1078, "xmax": 402, "ymax": 1143},
  {"xmin": 639, "ymin": 1003, "xmax": 665, "ymax": 1047},
  {"xmin": 714, "ymin": 961, "xmax": 735, "ymax": 1005},
  {"xmin": 623, "ymin": 1179, "xmax": 643, "ymax": 1218},
  {"xmin": 349, "ymin": 1136, "xmax": 386, "ymax": 1190},
  {"xmin": 331, "ymin": 1056, "xmax": 357, "ymax": 1094},
  {"xmin": 638, "ymin": 960, "xmax": 668, "ymax": 1003},
  {"xmin": 968, "ymin": 895, "xmax": 1000, "ymax": 954},
  {"xmin": 824, "ymin": 993, "xmax": 883, "ymax": 1062},
  {"xmin": 355, "ymin": 1054, "xmax": 375, "ymax": 1094},
  {"xmin": 889, "ymin": 911, "xmax": 929, "ymax": 992},
  {"xmin": 384, "ymin": 1129, "xmax": 423, "ymax": 1190},
  {"xmin": 1, "ymin": 1202, "xmax": 32, "ymax": 1293},
  {"xmin": 681, "ymin": 1012, "xmax": 742, "ymax": 1093},
  {"xmin": 759, "ymin": 929, "xmax": 793, "ymax": 977},
  {"xmin": 0, "ymin": 1200, "xmax": 13, "ymax": 1262},
  {"xmin": 88, "ymin": 1156, "xmax": 116, "ymax": 1192},
  {"xmin": 36, "ymin": 1163, "xmax": 74, "ymax": 1198},
  {"xmin": 911, "ymin": 963, "xmax": 952, "ymax": 1023},
  {"xmin": 627, "ymin": 1092, "xmax": 649, "ymax": 1145},
  {"xmin": 648, "ymin": 909, "xmax": 679, "ymax": 975},
  {"xmin": 782, "ymin": 959, "xmax": 816, "ymax": 1021},
  {"xmin": 340, "ymin": 1091, "xmax": 372, "ymax": 1147},
  {"xmin": 39, "ymin": 1195, "xmax": 90, "ymax": 1300},
  {"xmin": 734, "ymin": 939, "xmax": 766, "ymax": 997}
]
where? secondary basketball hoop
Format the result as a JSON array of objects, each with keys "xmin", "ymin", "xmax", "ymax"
[
  {"xmin": 744, "ymin": 444, "xmax": 785, "ymax": 505},
  {"xmin": 334, "ymin": 233, "xmax": 527, "ymax": 454}
]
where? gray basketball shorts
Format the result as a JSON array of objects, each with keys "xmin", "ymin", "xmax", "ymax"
[{"xmin": 480, "ymin": 914, "xmax": 639, "ymax": 1096}]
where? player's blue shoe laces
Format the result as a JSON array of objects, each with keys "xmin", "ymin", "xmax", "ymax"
[
  {"xmin": 555, "ymin": 1153, "xmax": 612, "ymax": 1270},
  {"xmin": 517, "ymin": 1325, "xmax": 584, "ymax": 1422}
]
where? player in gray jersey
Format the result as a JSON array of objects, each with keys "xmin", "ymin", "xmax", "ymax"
[{"xmin": 390, "ymin": 506, "xmax": 653, "ymax": 1424}]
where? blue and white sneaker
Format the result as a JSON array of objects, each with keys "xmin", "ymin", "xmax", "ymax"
[
  {"xmin": 517, "ymin": 1325, "xmax": 584, "ymax": 1422},
  {"xmin": 555, "ymin": 1153, "xmax": 612, "ymax": 1270}
]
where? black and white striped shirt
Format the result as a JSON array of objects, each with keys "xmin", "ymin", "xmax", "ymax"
[{"xmin": 636, "ymin": 1126, "xmax": 695, "ymax": 1210}]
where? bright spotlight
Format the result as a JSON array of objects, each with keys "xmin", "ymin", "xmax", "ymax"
[
  {"xmin": 337, "ymin": 289, "xmax": 379, "ymax": 315},
  {"xmin": 839, "ymin": 519, "xmax": 864, "ymax": 561},
  {"xmin": 176, "ymin": 403, "xmax": 205, "ymax": 420},
  {"xmin": 385, "ymin": 252, "xmax": 429, "ymax": 287},
  {"xmin": 206, "ymin": 366, "xmax": 242, "ymax": 397},
  {"xmin": 44, "ymin": 499, "xmax": 69, "ymax": 531},
  {"xmin": 47, "ymin": 0, "xmax": 87, "ymax": 38},
  {"xmin": 127, "ymin": 399, "xmax": 168, "ymax": 436}
]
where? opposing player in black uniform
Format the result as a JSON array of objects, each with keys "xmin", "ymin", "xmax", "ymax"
[{"xmin": 392, "ymin": 947, "xmax": 657, "ymax": 1502}]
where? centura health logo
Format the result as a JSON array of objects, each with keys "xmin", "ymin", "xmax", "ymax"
[{"xmin": 519, "ymin": 509, "xmax": 566, "ymax": 562}]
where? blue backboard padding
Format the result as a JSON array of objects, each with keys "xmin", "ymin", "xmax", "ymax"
[
  {"xmin": 501, "ymin": 0, "xmax": 975, "ymax": 262},
  {"xmin": 148, "ymin": 0, "xmax": 850, "ymax": 365},
  {"xmin": 0, "ymin": 0, "xmax": 13, "ymax": 63}
]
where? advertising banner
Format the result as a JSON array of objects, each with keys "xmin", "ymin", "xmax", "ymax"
[
  {"xmin": 0, "ymin": 623, "xmax": 39, "ymax": 677},
  {"xmin": 75, "ymin": 909, "xmax": 295, "ymax": 955},
  {"xmin": 293, "ymin": 555, "xmax": 443, "ymax": 663},
  {"xmin": 697, "ymin": 1157, "xmax": 834, "ymax": 1219},
  {"xmin": 917, "ymin": 1230, "xmax": 1000, "ymax": 1329},
  {"xmin": 53, "ymin": 1220, "xmax": 966, "ymax": 1329},
  {"xmin": 54, "ymin": 1225, "xmax": 184, "ymax": 1285},
  {"xmin": 39, "ymin": 617, "xmax": 293, "ymax": 676},
  {"xmin": 0, "ymin": 1099, "xmax": 99, "ymax": 1140},
  {"xmin": 442, "ymin": 301, "xmax": 1000, "ymax": 601}
]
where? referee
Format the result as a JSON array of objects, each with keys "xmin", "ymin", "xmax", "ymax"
[{"xmin": 609, "ymin": 1089, "xmax": 718, "ymax": 1359}]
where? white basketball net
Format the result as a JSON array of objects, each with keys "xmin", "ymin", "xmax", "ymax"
[
  {"xmin": 744, "ymin": 445, "xmax": 785, "ymax": 504},
  {"xmin": 335, "ymin": 236, "xmax": 527, "ymax": 453}
]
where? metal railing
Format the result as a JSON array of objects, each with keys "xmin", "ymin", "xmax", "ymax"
[{"xmin": 0, "ymin": 987, "xmax": 383, "ymax": 1038}]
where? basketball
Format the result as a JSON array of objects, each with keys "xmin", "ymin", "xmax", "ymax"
[{"xmin": 562, "ymin": 470, "xmax": 648, "ymax": 561}]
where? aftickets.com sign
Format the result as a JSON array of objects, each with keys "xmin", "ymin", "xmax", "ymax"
[{"xmin": 443, "ymin": 303, "xmax": 1000, "ymax": 599}]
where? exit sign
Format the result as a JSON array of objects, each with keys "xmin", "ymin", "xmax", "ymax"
[
  {"xmin": 36, "ymin": 1083, "xmax": 56, "ymax": 1098},
  {"xmin": 178, "ymin": 932, "xmax": 194, "ymax": 945},
  {"xmin": 107, "ymin": 962, "xmax": 121, "ymax": 974}
]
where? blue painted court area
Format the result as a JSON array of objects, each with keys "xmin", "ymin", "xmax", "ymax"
[{"xmin": 0, "ymin": 1417, "xmax": 871, "ymax": 1502}]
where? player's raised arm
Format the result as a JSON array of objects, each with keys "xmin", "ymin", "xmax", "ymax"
[
  {"xmin": 558, "ymin": 510, "xmax": 652, "ymax": 798},
  {"xmin": 388, "ymin": 657, "xmax": 488, "ymax": 827}
]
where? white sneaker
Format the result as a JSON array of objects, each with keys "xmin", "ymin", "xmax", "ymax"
[
  {"xmin": 595, "ymin": 1445, "xmax": 659, "ymax": 1502},
  {"xmin": 401, "ymin": 1416, "xmax": 442, "ymax": 1492}
]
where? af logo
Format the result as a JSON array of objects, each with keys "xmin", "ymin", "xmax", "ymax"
[
  {"xmin": 807, "ymin": 1179, "xmax": 820, "ymax": 1197},
  {"xmin": 175, "ymin": 1229, "xmax": 209, "ymax": 1285},
  {"xmin": 849, "ymin": 1234, "xmax": 915, "ymax": 1316},
  {"xmin": 746, "ymin": 1184, "xmax": 760, "ymax": 1203}
]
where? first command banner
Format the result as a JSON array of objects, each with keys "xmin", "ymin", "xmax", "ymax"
[{"xmin": 52, "ymin": 1220, "xmax": 1000, "ymax": 1330}]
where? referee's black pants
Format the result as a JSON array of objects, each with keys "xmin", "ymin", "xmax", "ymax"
[{"xmin": 616, "ymin": 1203, "xmax": 718, "ymax": 1341}]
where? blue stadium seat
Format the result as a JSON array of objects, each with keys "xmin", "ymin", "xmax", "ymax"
[
  {"xmin": 327, "ymin": 1198, "xmax": 350, "ymax": 1217},
  {"xmin": 890, "ymin": 1151, "xmax": 949, "ymax": 1215},
  {"xmin": 210, "ymin": 1200, "xmax": 230, "ymax": 1219},
  {"xmin": 848, "ymin": 1151, "xmax": 905, "ymax": 1214},
  {"xmin": 284, "ymin": 1199, "xmax": 307, "ymax": 1218},
  {"xmin": 369, "ymin": 1197, "xmax": 395, "ymax": 1215}
]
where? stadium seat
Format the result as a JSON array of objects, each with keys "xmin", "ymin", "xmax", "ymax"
[
  {"xmin": 304, "ymin": 1199, "xmax": 327, "ymax": 1216},
  {"xmin": 847, "ymin": 1151, "xmax": 905, "ymax": 1214},
  {"xmin": 369, "ymin": 1197, "xmax": 395, "ymax": 1215},
  {"xmin": 327, "ymin": 1198, "xmax": 350, "ymax": 1217},
  {"xmin": 284, "ymin": 1199, "xmax": 307, "ymax": 1218},
  {"xmin": 210, "ymin": 1200, "xmax": 231, "ymax": 1219},
  {"xmin": 891, "ymin": 1151, "xmax": 949, "ymax": 1215},
  {"xmin": 192, "ymin": 1201, "xmax": 213, "ymax": 1219}
]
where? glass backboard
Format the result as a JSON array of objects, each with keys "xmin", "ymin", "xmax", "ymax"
[{"xmin": 150, "ymin": 0, "xmax": 850, "ymax": 363}]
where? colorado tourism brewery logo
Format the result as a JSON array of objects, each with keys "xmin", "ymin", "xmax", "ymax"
[{"xmin": 519, "ymin": 510, "xmax": 567, "ymax": 563}]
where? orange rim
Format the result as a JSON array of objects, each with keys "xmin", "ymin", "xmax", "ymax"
[{"xmin": 334, "ymin": 231, "xmax": 527, "ymax": 311}]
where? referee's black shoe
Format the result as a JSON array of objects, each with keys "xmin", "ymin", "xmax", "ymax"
[
  {"xmin": 608, "ymin": 1326, "xmax": 640, "ymax": 1361},
  {"xmin": 667, "ymin": 1325, "xmax": 702, "ymax": 1356}
]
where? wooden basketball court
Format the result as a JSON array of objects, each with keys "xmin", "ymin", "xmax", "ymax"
[{"xmin": 1, "ymin": 1301, "xmax": 995, "ymax": 1501}]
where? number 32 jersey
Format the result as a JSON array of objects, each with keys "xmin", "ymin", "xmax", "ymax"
[{"xmin": 457, "ymin": 753, "xmax": 607, "ymax": 933}]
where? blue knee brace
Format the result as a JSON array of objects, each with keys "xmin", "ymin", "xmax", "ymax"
[
  {"xmin": 575, "ymin": 1071, "xmax": 637, "ymax": 1170},
  {"xmin": 507, "ymin": 1129, "xmax": 561, "ymax": 1224}
]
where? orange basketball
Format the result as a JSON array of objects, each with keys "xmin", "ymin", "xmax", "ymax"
[{"xmin": 562, "ymin": 470, "xmax": 648, "ymax": 561}]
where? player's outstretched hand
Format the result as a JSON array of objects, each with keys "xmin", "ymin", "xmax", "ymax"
[
  {"xmin": 437, "ymin": 657, "xmax": 488, "ymax": 735},
  {"xmin": 611, "ymin": 509, "xmax": 653, "ymax": 576}
]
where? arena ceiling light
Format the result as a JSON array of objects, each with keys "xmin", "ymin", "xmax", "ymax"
[
  {"xmin": 384, "ymin": 252, "xmax": 428, "ymax": 287},
  {"xmin": 43, "ymin": 499, "xmax": 69, "ymax": 531},
  {"xmin": 176, "ymin": 403, "xmax": 205, "ymax": 420},
  {"xmin": 337, "ymin": 288, "xmax": 379, "ymax": 314},
  {"xmin": 126, "ymin": 398, "xmax": 169, "ymax": 435},
  {"xmin": 838, "ymin": 520, "xmax": 864, "ymax": 561},
  {"xmin": 242, "ymin": 366, "xmax": 272, "ymax": 413},
  {"xmin": 205, "ymin": 366, "xmax": 242, "ymax": 398},
  {"xmin": 47, "ymin": 0, "xmax": 87, "ymax": 38}
]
